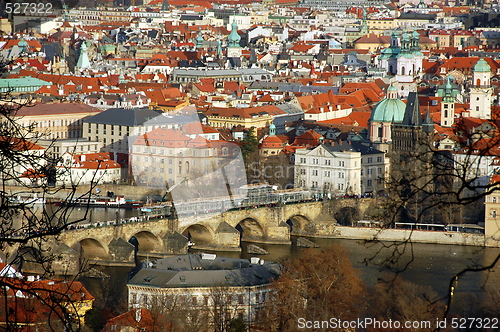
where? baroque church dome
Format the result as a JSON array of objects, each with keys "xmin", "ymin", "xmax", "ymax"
[{"xmin": 369, "ymin": 86, "xmax": 406, "ymax": 123}]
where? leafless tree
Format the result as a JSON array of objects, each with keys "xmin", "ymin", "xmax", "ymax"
[
  {"xmin": 0, "ymin": 73, "xmax": 98, "ymax": 329},
  {"xmin": 366, "ymin": 118, "xmax": 500, "ymax": 330}
]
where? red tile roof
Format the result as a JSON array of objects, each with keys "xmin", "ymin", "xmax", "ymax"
[
  {"xmin": 135, "ymin": 128, "xmax": 191, "ymax": 147},
  {"xmin": 292, "ymin": 130, "xmax": 323, "ymax": 147},
  {"xmin": 15, "ymin": 103, "xmax": 101, "ymax": 117},
  {"xmin": 440, "ymin": 57, "xmax": 500, "ymax": 72},
  {"xmin": 103, "ymin": 308, "xmax": 159, "ymax": 332}
]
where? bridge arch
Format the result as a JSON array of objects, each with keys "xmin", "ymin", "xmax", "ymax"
[
  {"xmin": 129, "ymin": 231, "xmax": 161, "ymax": 253},
  {"xmin": 334, "ymin": 206, "xmax": 360, "ymax": 226},
  {"xmin": 286, "ymin": 214, "xmax": 315, "ymax": 235},
  {"xmin": 16, "ymin": 246, "xmax": 43, "ymax": 265},
  {"xmin": 75, "ymin": 238, "xmax": 108, "ymax": 260},
  {"xmin": 236, "ymin": 218, "xmax": 265, "ymax": 242},
  {"xmin": 182, "ymin": 224, "xmax": 215, "ymax": 246}
]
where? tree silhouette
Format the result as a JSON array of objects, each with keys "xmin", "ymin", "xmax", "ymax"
[{"xmin": 0, "ymin": 63, "xmax": 97, "ymax": 330}]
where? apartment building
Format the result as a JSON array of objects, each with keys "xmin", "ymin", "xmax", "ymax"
[{"xmin": 294, "ymin": 143, "xmax": 362, "ymax": 195}]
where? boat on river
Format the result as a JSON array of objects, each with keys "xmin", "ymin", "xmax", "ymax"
[
  {"xmin": 53, "ymin": 195, "xmax": 144, "ymax": 208},
  {"xmin": 9, "ymin": 193, "xmax": 46, "ymax": 205}
]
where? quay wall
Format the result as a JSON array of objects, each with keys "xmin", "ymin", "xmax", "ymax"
[{"xmin": 322, "ymin": 226, "xmax": 485, "ymax": 246}]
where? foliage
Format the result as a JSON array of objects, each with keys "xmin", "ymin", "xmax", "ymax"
[
  {"xmin": 240, "ymin": 127, "xmax": 259, "ymax": 160},
  {"xmin": 257, "ymin": 245, "xmax": 365, "ymax": 331},
  {"xmin": 367, "ymin": 275, "xmax": 447, "ymax": 332}
]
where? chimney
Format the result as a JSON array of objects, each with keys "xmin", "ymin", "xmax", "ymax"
[{"xmin": 136, "ymin": 309, "xmax": 142, "ymax": 322}]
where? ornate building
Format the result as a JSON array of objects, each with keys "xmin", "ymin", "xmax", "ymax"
[
  {"xmin": 378, "ymin": 30, "xmax": 424, "ymax": 97},
  {"xmin": 227, "ymin": 17, "xmax": 242, "ymax": 67},
  {"xmin": 368, "ymin": 85, "xmax": 407, "ymax": 153},
  {"xmin": 468, "ymin": 58, "xmax": 493, "ymax": 120}
]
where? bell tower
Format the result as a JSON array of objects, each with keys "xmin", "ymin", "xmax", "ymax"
[{"xmin": 469, "ymin": 58, "xmax": 493, "ymax": 119}]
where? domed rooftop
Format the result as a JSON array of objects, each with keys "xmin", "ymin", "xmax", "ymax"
[
  {"xmin": 261, "ymin": 135, "xmax": 284, "ymax": 149},
  {"xmin": 18, "ymin": 37, "xmax": 28, "ymax": 52},
  {"xmin": 369, "ymin": 97, "xmax": 406, "ymax": 123},
  {"xmin": 473, "ymin": 58, "xmax": 491, "ymax": 73}
]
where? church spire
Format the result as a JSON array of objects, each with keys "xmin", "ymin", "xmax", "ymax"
[
  {"xmin": 227, "ymin": 17, "xmax": 241, "ymax": 48},
  {"xmin": 195, "ymin": 28, "xmax": 204, "ymax": 50},
  {"xmin": 402, "ymin": 92, "xmax": 422, "ymax": 127},
  {"xmin": 161, "ymin": 0, "xmax": 170, "ymax": 11},
  {"xmin": 76, "ymin": 40, "xmax": 90, "ymax": 70},
  {"xmin": 360, "ymin": 7, "xmax": 369, "ymax": 35}
]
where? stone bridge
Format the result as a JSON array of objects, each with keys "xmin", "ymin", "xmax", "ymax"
[{"xmin": 52, "ymin": 198, "xmax": 372, "ymax": 267}]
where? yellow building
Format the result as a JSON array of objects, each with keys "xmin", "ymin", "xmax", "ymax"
[
  {"xmin": 452, "ymin": 31, "xmax": 479, "ymax": 48},
  {"xmin": 354, "ymin": 34, "xmax": 390, "ymax": 53},
  {"xmin": 366, "ymin": 19, "xmax": 397, "ymax": 35},
  {"xmin": 204, "ymin": 105, "xmax": 285, "ymax": 129},
  {"xmin": 484, "ymin": 175, "xmax": 500, "ymax": 247}
]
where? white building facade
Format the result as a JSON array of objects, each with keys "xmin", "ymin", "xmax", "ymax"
[{"xmin": 294, "ymin": 144, "xmax": 362, "ymax": 195}]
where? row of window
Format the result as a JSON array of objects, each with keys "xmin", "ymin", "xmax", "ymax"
[
  {"xmin": 301, "ymin": 169, "xmax": 349, "ymax": 178},
  {"xmin": 130, "ymin": 291, "xmax": 269, "ymax": 306},
  {"xmin": 88, "ymin": 124, "xmax": 130, "ymax": 136},
  {"xmin": 25, "ymin": 119, "xmax": 81, "ymax": 128},
  {"xmin": 299, "ymin": 157, "xmax": 350, "ymax": 167}
]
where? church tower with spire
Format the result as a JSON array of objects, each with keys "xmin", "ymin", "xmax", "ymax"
[
  {"xmin": 75, "ymin": 40, "xmax": 90, "ymax": 71},
  {"xmin": 360, "ymin": 8, "xmax": 369, "ymax": 36},
  {"xmin": 227, "ymin": 17, "xmax": 242, "ymax": 62},
  {"xmin": 195, "ymin": 28, "xmax": 204, "ymax": 51},
  {"xmin": 441, "ymin": 77, "xmax": 455, "ymax": 127},
  {"xmin": 469, "ymin": 58, "xmax": 493, "ymax": 119}
]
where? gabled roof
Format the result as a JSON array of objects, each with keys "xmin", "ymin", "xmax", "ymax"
[
  {"xmin": 292, "ymin": 130, "xmax": 323, "ymax": 147},
  {"xmin": 205, "ymin": 105, "xmax": 285, "ymax": 119},
  {"xmin": 103, "ymin": 309, "xmax": 157, "ymax": 332},
  {"xmin": 0, "ymin": 136, "xmax": 44, "ymax": 151},
  {"xmin": 72, "ymin": 153, "xmax": 122, "ymax": 170},
  {"xmin": 135, "ymin": 128, "xmax": 191, "ymax": 147}
]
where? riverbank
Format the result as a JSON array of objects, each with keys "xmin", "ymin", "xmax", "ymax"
[
  {"xmin": 5, "ymin": 184, "xmax": 166, "ymax": 201},
  {"xmin": 326, "ymin": 226, "xmax": 486, "ymax": 246}
]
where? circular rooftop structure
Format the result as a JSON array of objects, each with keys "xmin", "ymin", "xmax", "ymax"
[
  {"xmin": 370, "ymin": 91, "xmax": 406, "ymax": 123},
  {"xmin": 473, "ymin": 58, "xmax": 491, "ymax": 73}
]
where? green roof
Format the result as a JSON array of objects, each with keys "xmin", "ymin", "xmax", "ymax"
[
  {"xmin": 473, "ymin": 58, "xmax": 491, "ymax": 73},
  {"xmin": 370, "ymin": 98, "xmax": 406, "ymax": 123},
  {"xmin": 0, "ymin": 77, "xmax": 52, "ymax": 89}
]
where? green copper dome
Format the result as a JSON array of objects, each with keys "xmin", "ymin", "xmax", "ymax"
[
  {"xmin": 228, "ymin": 19, "xmax": 241, "ymax": 48},
  {"xmin": 18, "ymin": 37, "xmax": 28, "ymax": 52},
  {"xmin": 370, "ymin": 96, "xmax": 406, "ymax": 123},
  {"xmin": 473, "ymin": 58, "xmax": 491, "ymax": 73},
  {"xmin": 195, "ymin": 29, "xmax": 204, "ymax": 49}
]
